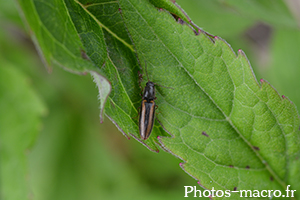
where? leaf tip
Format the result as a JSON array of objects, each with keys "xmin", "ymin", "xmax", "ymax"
[
  {"xmin": 177, "ymin": 18, "xmax": 185, "ymax": 25},
  {"xmin": 238, "ymin": 49, "xmax": 245, "ymax": 56}
]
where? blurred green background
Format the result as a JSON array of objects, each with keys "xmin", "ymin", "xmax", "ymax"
[{"xmin": 0, "ymin": 0, "xmax": 300, "ymax": 200}]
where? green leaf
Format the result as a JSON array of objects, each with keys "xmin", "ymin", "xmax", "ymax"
[
  {"xmin": 0, "ymin": 61, "xmax": 46, "ymax": 200},
  {"xmin": 17, "ymin": 0, "xmax": 300, "ymax": 198},
  {"xmin": 118, "ymin": 0, "xmax": 300, "ymax": 198}
]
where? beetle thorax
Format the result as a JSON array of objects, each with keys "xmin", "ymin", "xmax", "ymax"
[{"xmin": 143, "ymin": 81, "xmax": 155, "ymax": 101}]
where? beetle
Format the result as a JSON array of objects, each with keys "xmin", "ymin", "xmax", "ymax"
[
  {"xmin": 139, "ymin": 80, "xmax": 156, "ymax": 140},
  {"xmin": 138, "ymin": 63, "xmax": 173, "ymax": 140}
]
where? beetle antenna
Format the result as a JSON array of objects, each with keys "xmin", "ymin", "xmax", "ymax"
[
  {"xmin": 154, "ymin": 83, "xmax": 174, "ymax": 90},
  {"xmin": 144, "ymin": 61, "xmax": 150, "ymax": 82},
  {"xmin": 143, "ymin": 60, "xmax": 174, "ymax": 89}
]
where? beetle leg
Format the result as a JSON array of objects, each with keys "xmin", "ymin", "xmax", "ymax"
[{"xmin": 155, "ymin": 118, "xmax": 173, "ymax": 137}]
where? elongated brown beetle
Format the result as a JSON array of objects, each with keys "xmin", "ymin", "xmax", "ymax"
[
  {"xmin": 138, "ymin": 63, "xmax": 172, "ymax": 140},
  {"xmin": 139, "ymin": 80, "xmax": 156, "ymax": 140}
]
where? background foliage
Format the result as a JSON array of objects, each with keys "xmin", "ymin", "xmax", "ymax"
[{"xmin": 1, "ymin": 0, "xmax": 300, "ymax": 199}]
